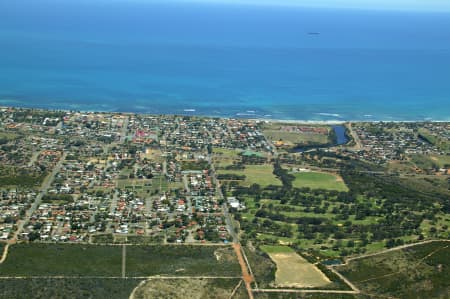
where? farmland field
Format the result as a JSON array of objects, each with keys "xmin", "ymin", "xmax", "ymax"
[
  {"xmin": 292, "ymin": 171, "xmax": 348, "ymax": 192},
  {"xmin": 261, "ymin": 245, "xmax": 331, "ymax": 288},
  {"xmin": 337, "ymin": 241, "xmax": 450, "ymax": 299}
]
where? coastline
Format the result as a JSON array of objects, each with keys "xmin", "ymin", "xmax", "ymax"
[{"xmin": 1, "ymin": 104, "xmax": 449, "ymax": 124}]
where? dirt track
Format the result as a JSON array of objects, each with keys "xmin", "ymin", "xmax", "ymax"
[
  {"xmin": 344, "ymin": 239, "xmax": 450, "ymax": 264},
  {"xmin": 0, "ymin": 244, "xmax": 9, "ymax": 264},
  {"xmin": 232, "ymin": 243, "xmax": 254, "ymax": 299}
]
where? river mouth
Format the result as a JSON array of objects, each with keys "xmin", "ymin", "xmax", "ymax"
[
  {"xmin": 332, "ymin": 125, "xmax": 349, "ymax": 145},
  {"xmin": 292, "ymin": 125, "xmax": 349, "ymax": 152}
]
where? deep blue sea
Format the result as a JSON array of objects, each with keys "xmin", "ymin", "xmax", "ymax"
[{"xmin": 1, "ymin": 0, "xmax": 450, "ymax": 121}]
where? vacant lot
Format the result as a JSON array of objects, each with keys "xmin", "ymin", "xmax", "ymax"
[
  {"xmin": 337, "ymin": 241, "xmax": 450, "ymax": 299},
  {"xmin": 243, "ymin": 247, "xmax": 276, "ymax": 288},
  {"xmin": 0, "ymin": 243, "xmax": 121, "ymax": 276},
  {"xmin": 213, "ymin": 148, "xmax": 242, "ymax": 168},
  {"xmin": 218, "ymin": 165, "xmax": 281, "ymax": 187},
  {"xmin": 132, "ymin": 278, "xmax": 245, "ymax": 299},
  {"xmin": 0, "ymin": 244, "xmax": 241, "ymax": 279},
  {"xmin": 254, "ymin": 293, "xmax": 363, "ymax": 299},
  {"xmin": 0, "ymin": 278, "xmax": 141, "ymax": 299},
  {"xmin": 255, "ymin": 292, "xmax": 364, "ymax": 299},
  {"xmin": 292, "ymin": 171, "xmax": 348, "ymax": 192},
  {"xmin": 126, "ymin": 245, "xmax": 241, "ymax": 277},
  {"xmin": 142, "ymin": 148, "xmax": 164, "ymax": 163},
  {"xmin": 431, "ymin": 154, "xmax": 450, "ymax": 167},
  {"xmin": 262, "ymin": 123, "xmax": 330, "ymax": 147},
  {"xmin": 261, "ymin": 245, "xmax": 331, "ymax": 288}
]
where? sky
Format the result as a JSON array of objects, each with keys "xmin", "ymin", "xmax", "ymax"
[{"xmin": 164, "ymin": 0, "xmax": 450, "ymax": 12}]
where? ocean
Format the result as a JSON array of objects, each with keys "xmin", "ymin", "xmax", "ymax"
[{"xmin": 1, "ymin": 0, "xmax": 450, "ymax": 121}]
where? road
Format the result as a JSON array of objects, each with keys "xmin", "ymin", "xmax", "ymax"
[
  {"xmin": 232, "ymin": 243, "xmax": 254, "ymax": 299},
  {"xmin": 222, "ymin": 203, "xmax": 238, "ymax": 243},
  {"xmin": 122, "ymin": 244, "xmax": 126, "ymax": 278},
  {"xmin": 27, "ymin": 151, "xmax": 41, "ymax": 168},
  {"xmin": 326, "ymin": 266, "xmax": 360, "ymax": 293},
  {"xmin": 346, "ymin": 122, "xmax": 363, "ymax": 150},
  {"xmin": 213, "ymin": 152, "xmax": 254, "ymax": 299},
  {"xmin": 119, "ymin": 116, "xmax": 129, "ymax": 142},
  {"xmin": 182, "ymin": 174, "xmax": 190, "ymax": 193},
  {"xmin": 11, "ymin": 151, "xmax": 68, "ymax": 243},
  {"xmin": 0, "ymin": 275, "xmax": 241, "ymax": 280}
]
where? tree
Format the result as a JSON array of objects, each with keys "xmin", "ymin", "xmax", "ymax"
[{"xmin": 385, "ymin": 238, "xmax": 395, "ymax": 248}]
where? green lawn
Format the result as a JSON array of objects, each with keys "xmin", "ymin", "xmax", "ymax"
[
  {"xmin": 260, "ymin": 245, "xmax": 295, "ymax": 254},
  {"xmin": 431, "ymin": 155, "xmax": 450, "ymax": 167},
  {"xmin": 218, "ymin": 164, "xmax": 281, "ymax": 187},
  {"xmin": 212, "ymin": 148, "xmax": 241, "ymax": 168},
  {"xmin": 213, "ymin": 147, "xmax": 241, "ymax": 158},
  {"xmin": 292, "ymin": 172, "xmax": 348, "ymax": 192}
]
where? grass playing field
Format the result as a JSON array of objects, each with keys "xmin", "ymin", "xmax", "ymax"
[
  {"xmin": 218, "ymin": 164, "xmax": 282, "ymax": 187},
  {"xmin": 292, "ymin": 171, "xmax": 348, "ymax": 192}
]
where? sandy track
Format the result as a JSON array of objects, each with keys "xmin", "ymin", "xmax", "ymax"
[
  {"xmin": 0, "ymin": 244, "xmax": 9, "ymax": 264},
  {"xmin": 233, "ymin": 243, "xmax": 254, "ymax": 299}
]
